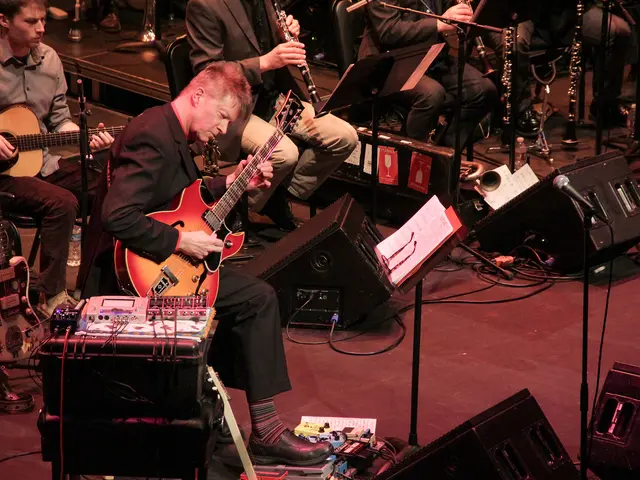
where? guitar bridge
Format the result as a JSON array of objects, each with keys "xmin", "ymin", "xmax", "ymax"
[{"xmin": 149, "ymin": 266, "xmax": 179, "ymax": 296}]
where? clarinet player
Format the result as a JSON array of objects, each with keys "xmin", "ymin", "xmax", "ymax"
[
  {"xmin": 484, "ymin": 0, "xmax": 632, "ymax": 135},
  {"xmin": 185, "ymin": 0, "xmax": 358, "ymax": 232}
]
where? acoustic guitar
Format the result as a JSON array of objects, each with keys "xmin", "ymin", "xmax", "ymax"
[
  {"xmin": 0, "ymin": 198, "xmax": 44, "ymax": 363},
  {"xmin": 0, "ymin": 105, "xmax": 125, "ymax": 177},
  {"xmin": 114, "ymin": 91, "xmax": 303, "ymax": 307}
]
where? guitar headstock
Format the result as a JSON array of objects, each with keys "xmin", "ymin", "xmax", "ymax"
[{"xmin": 274, "ymin": 90, "xmax": 304, "ymax": 135}]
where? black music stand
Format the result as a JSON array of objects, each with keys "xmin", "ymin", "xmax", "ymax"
[
  {"xmin": 316, "ymin": 42, "xmax": 444, "ymax": 222},
  {"xmin": 379, "ymin": 210, "xmax": 466, "ymax": 446},
  {"xmin": 473, "ymin": 0, "xmax": 539, "ymax": 170}
]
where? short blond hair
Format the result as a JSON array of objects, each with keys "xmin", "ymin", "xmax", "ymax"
[{"xmin": 181, "ymin": 62, "xmax": 252, "ymax": 119}]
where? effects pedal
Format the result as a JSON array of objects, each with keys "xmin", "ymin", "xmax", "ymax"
[{"xmin": 294, "ymin": 421, "xmax": 331, "ymax": 437}]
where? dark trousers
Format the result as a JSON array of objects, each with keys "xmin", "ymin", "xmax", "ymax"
[
  {"xmin": 486, "ymin": 5, "xmax": 631, "ymax": 112},
  {"xmin": 209, "ymin": 266, "xmax": 291, "ymax": 402},
  {"xmin": 0, "ymin": 154, "xmax": 103, "ymax": 297},
  {"xmin": 391, "ymin": 57, "xmax": 497, "ymax": 146}
]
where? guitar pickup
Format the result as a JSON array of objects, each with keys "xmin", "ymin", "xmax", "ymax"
[
  {"xmin": 0, "ymin": 267, "xmax": 15, "ymax": 283},
  {"xmin": 0, "ymin": 294, "xmax": 20, "ymax": 310}
]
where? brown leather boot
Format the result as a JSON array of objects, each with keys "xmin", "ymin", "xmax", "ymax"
[{"xmin": 99, "ymin": 11, "xmax": 121, "ymax": 32}]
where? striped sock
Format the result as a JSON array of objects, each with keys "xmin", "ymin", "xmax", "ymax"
[{"xmin": 249, "ymin": 397, "xmax": 287, "ymax": 444}]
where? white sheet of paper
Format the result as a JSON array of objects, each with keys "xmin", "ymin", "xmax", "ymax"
[
  {"xmin": 376, "ymin": 196, "xmax": 453, "ymax": 285},
  {"xmin": 300, "ymin": 416, "xmax": 377, "ymax": 434},
  {"xmin": 483, "ymin": 164, "xmax": 539, "ymax": 211}
]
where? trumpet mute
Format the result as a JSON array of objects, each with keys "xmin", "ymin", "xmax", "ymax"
[{"xmin": 478, "ymin": 170, "xmax": 501, "ymax": 192}]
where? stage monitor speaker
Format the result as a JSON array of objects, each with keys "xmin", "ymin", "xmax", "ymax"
[
  {"xmin": 588, "ymin": 362, "xmax": 640, "ymax": 479},
  {"xmin": 242, "ymin": 194, "xmax": 393, "ymax": 329},
  {"xmin": 375, "ymin": 389, "xmax": 579, "ymax": 480},
  {"xmin": 474, "ymin": 152, "xmax": 640, "ymax": 272}
]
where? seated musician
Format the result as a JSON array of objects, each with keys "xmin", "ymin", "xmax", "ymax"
[
  {"xmin": 185, "ymin": 0, "xmax": 358, "ymax": 232},
  {"xmin": 484, "ymin": 0, "xmax": 631, "ymax": 135},
  {"xmin": 0, "ymin": 0, "xmax": 113, "ymax": 316},
  {"xmin": 358, "ymin": 0, "xmax": 497, "ymax": 146},
  {"xmin": 77, "ymin": 62, "xmax": 334, "ymax": 467}
]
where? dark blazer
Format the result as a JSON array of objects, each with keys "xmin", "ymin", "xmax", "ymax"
[
  {"xmin": 185, "ymin": 0, "xmax": 305, "ymax": 100},
  {"xmin": 78, "ymin": 102, "xmax": 227, "ymax": 298},
  {"xmin": 358, "ymin": 0, "xmax": 451, "ymax": 58}
]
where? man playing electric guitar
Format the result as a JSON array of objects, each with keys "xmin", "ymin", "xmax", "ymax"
[
  {"xmin": 0, "ymin": 0, "xmax": 114, "ymax": 316},
  {"xmin": 78, "ymin": 62, "xmax": 334, "ymax": 467}
]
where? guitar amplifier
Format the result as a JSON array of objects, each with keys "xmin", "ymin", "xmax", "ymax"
[{"xmin": 39, "ymin": 334, "xmax": 211, "ymax": 419}]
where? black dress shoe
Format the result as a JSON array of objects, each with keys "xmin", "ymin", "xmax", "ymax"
[
  {"xmin": 516, "ymin": 107, "xmax": 540, "ymax": 138},
  {"xmin": 590, "ymin": 102, "xmax": 629, "ymax": 128},
  {"xmin": 249, "ymin": 429, "xmax": 334, "ymax": 466},
  {"xmin": 99, "ymin": 12, "xmax": 121, "ymax": 32},
  {"xmin": 259, "ymin": 189, "xmax": 300, "ymax": 232}
]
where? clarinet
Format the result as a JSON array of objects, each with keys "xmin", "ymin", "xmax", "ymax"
[
  {"xmin": 458, "ymin": 0, "xmax": 495, "ymax": 77},
  {"xmin": 561, "ymin": 0, "xmax": 584, "ymax": 147},
  {"xmin": 272, "ymin": 0, "xmax": 321, "ymax": 104},
  {"xmin": 501, "ymin": 25, "xmax": 514, "ymax": 136}
]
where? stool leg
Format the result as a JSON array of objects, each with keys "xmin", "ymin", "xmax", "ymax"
[
  {"xmin": 309, "ymin": 198, "xmax": 317, "ymax": 218},
  {"xmin": 8, "ymin": 221, "xmax": 22, "ymax": 257},
  {"xmin": 28, "ymin": 228, "xmax": 42, "ymax": 269}
]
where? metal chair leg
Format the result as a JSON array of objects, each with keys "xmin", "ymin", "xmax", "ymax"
[
  {"xmin": 28, "ymin": 228, "xmax": 42, "ymax": 268},
  {"xmin": 7, "ymin": 221, "xmax": 22, "ymax": 257}
]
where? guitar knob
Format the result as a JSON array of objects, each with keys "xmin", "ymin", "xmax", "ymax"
[
  {"xmin": 191, "ymin": 275, "xmax": 199, "ymax": 283},
  {"xmin": 21, "ymin": 296, "xmax": 27, "ymax": 304},
  {"xmin": 224, "ymin": 240, "xmax": 233, "ymax": 248},
  {"xmin": 25, "ymin": 308, "xmax": 33, "ymax": 316}
]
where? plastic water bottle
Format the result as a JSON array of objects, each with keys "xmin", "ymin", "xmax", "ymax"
[
  {"xmin": 67, "ymin": 225, "xmax": 81, "ymax": 267},
  {"xmin": 515, "ymin": 136, "xmax": 527, "ymax": 171}
]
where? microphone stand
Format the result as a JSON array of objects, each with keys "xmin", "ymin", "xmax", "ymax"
[
  {"xmin": 580, "ymin": 210, "xmax": 594, "ymax": 480},
  {"xmin": 76, "ymin": 79, "xmax": 91, "ymax": 247}
]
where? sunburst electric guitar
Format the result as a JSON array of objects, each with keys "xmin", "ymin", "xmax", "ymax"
[
  {"xmin": 114, "ymin": 92, "xmax": 303, "ymax": 307},
  {"xmin": 0, "ymin": 198, "xmax": 44, "ymax": 363},
  {"xmin": 0, "ymin": 105, "xmax": 126, "ymax": 177}
]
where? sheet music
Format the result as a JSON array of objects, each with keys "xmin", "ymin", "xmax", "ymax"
[
  {"xmin": 483, "ymin": 164, "xmax": 539, "ymax": 211},
  {"xmin": 376, "ymin": 196, "xmax": 453, "ymax": 285},
  {"xmin": 300, "ymin": 416, "xmax": 377, "ymax": 434}
]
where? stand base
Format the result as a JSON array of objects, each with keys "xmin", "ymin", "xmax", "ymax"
[{"xmin": 0, "ymin": 391, "xmax": 35, "ymax": 414}]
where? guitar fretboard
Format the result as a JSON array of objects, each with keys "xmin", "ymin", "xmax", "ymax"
[
  {"xmin": 202, "ymin": 130, "xmax": 285, "ymax": 230},
  {"xmin": 7, "ymin": 126, "xmax": 125, "ymax": 151}
]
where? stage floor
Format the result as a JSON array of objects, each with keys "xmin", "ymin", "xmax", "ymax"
[{"xmin": 2, "ymin": 19, "xmax": 640, "ymax": 480}]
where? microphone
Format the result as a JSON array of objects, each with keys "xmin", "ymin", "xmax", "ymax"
[
  {"xmin": 346, "ymin": 0, "xmax": 375, "ymax": 13},
  {"xmin": 552, "ymin": 174, "xmax": 607, "ymax": 223}
]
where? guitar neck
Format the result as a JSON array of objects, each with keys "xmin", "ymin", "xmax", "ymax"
[
  {"xmin": 205, "ymin": 130, "xmax": 284, "ymax": 227},
  {"xmin": 13, "ymin": 126, "xmax": 125, "ymax": 151}
]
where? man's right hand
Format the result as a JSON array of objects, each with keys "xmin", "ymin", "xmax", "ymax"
[
  {"xmin": 177, "ymin": 230, "xmax": 224, "ymax": 260},
  {"xmin": 437, "ymin": 3, "xmax": 473, "ymax": 33},
  {"xmin": 0, "ymin": 135, "xmax": 16, "ymax": 161},
  {"xmin": 259, "ymin": 42, "xmax": 306, "ymax": 72}
]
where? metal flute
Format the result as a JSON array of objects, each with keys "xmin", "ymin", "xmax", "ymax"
[{"xmin": 272, "ymin": 0, "xmax": 321, "ymax": 104}]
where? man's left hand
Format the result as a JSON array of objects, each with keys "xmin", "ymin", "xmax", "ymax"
[
  {"xmin": 286, "ymin": 14, "xmax": 301, "ymax": 38},
  {"xmin": 89, "ymin": 123, "xmax": 115, "ymax": 151},
  {"xmin": 226, "ymin": 156, "xmax": 273, "ymax": 191}
]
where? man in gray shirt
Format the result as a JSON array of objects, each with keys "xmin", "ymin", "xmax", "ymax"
[{"xmin": 0, "ymin": 0, "xmax": 113, "ymax": 316}]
